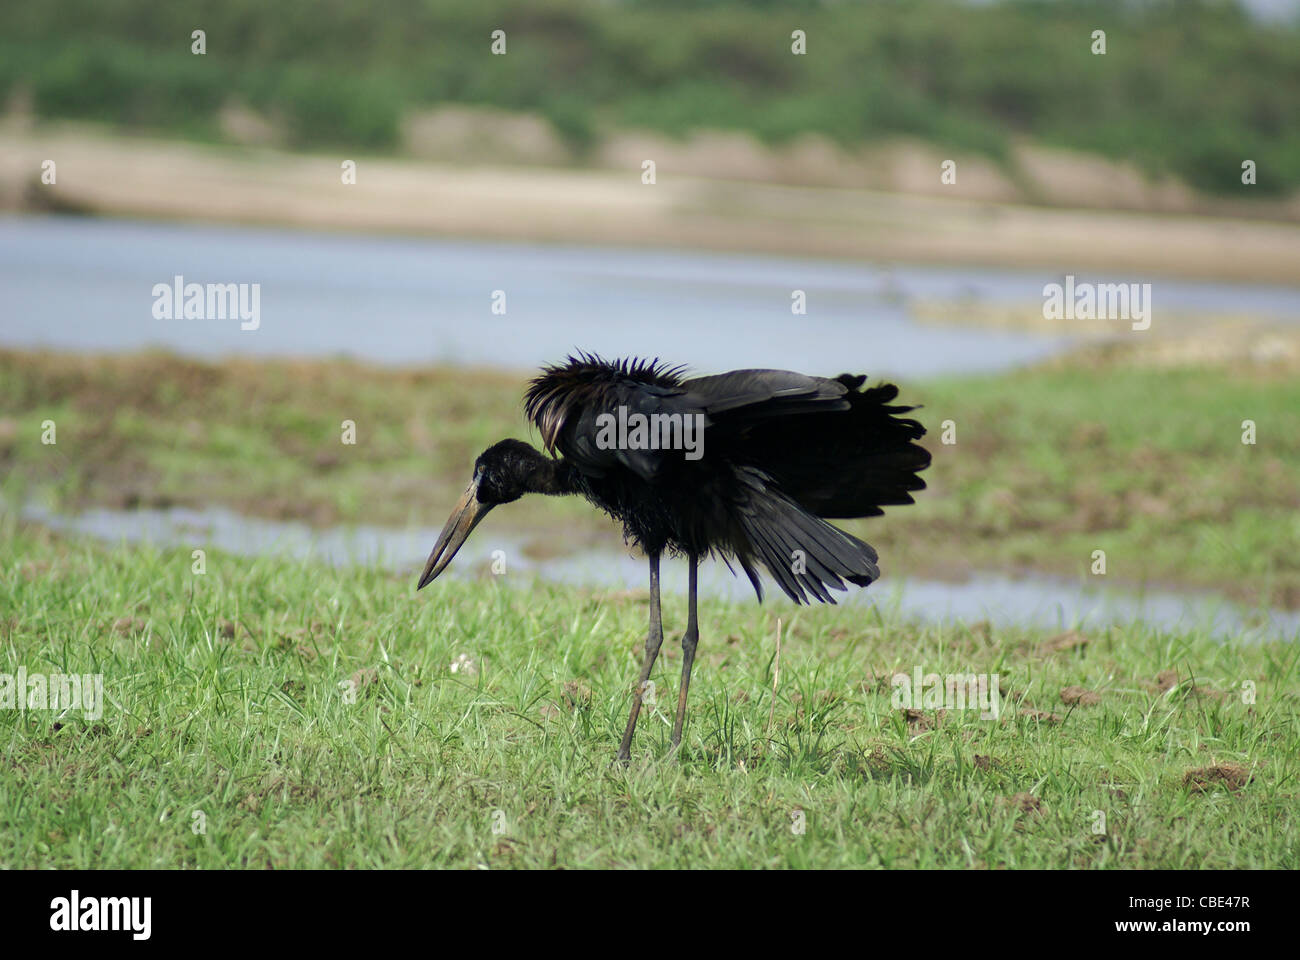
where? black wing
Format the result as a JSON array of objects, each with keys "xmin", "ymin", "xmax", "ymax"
[
  {"xmin": 684, "ymin": 369, "xmax": 929, "ymax": 604},
  {"xmin": 685, "ymin": 370, "xmax": 930, "ymax": 518},
  {"xmin": 547, "ymin": 367, "xmax": 858, "ymax": 483}
]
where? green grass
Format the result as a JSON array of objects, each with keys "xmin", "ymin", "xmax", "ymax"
[
  {"xmin": 3, "ymin": 347, "xmax": 1298, "ymax": 606},
  {"xmin": 880, "ymin": 359, "xmax": 1300, "ymax": 608},
  {"xmin": 2, "ymin": 517, "xmax": 1297, "ymax": 869}
]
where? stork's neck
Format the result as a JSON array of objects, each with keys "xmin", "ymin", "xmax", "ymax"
[{"xmin": 527, "ymin": 456, "xmax": 583, "ymax": 497}]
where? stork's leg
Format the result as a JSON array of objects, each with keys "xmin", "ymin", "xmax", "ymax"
[
  {"xmin": 671, "ymin": 553, "xmax": 700, "ymax": 751},
  {"xmin": 616, "ymin": 550, "xmax": 663, "ymax": 762}
]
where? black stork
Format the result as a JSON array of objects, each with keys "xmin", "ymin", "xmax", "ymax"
[{"xmin": 417, "ymin": 354, "xmax": 930, "ymax": 761}]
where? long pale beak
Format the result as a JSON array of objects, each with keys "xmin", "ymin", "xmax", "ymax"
[{"xmin": 417, "ymin": 480, "xmax": 494, "ymax": 589}]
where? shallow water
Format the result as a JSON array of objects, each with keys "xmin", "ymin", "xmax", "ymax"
[
  {"xmin": 4, "ymin": 215, "xmax": 1300, "ymax": 378},
  {"xmin": 20, "ymin": 501, "xmax": 1298, "ymax": 643}
]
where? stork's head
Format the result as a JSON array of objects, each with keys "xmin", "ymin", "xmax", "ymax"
[{"xmin": 416, "ymin": 439, "xmax": 552, "ymax": 589}]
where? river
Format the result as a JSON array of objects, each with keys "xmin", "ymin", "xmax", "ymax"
[{"xmin": 4, "ymin": 214, "xmax": 1299, "ymax": 377}]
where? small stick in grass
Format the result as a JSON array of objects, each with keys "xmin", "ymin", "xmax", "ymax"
[{"xmin": 768, "ymin": 618, "xmax": 782, "ymax": 731}]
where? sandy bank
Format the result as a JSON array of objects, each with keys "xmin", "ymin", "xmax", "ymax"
[{"xmin": 4, "ymin": 122, "xmax": 1299, "ymax": 284}]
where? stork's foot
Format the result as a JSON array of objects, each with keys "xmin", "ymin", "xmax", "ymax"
[
  {"xmin": 671, "ymin": 628, "xmax": 699, "ymax": 751},
  {"xmin": 670, "ymin": 555, "xmax": 701, "ymax": 754},
  {"xmin": 615, "ymin": 688, "xmax": 646, "ymax": 764},
  {"xmin": 617, "ymin": 551, "xmax": 663, "ymax": 764},
  {"xmin": 617, "ymin": 678, "xmax": 653, "ymax": 764}
]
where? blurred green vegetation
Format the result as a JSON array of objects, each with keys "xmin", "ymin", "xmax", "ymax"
[{"xmin": 3, "ymin": 0, "xmax": 1297, "ymax": 194}]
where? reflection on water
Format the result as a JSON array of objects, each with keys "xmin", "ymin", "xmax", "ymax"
[
  {"xmin": 4, "ymin": 215, "xmax": 1300, "ymax": 378},
  {"xmin": 20, "ymin": 501, "xmax": 1298, "ymax": 644}
]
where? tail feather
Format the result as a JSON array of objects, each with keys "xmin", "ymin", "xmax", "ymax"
[{"xmin": 734, "ymin": 469, "xmax": 881, "ymax": 605}]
